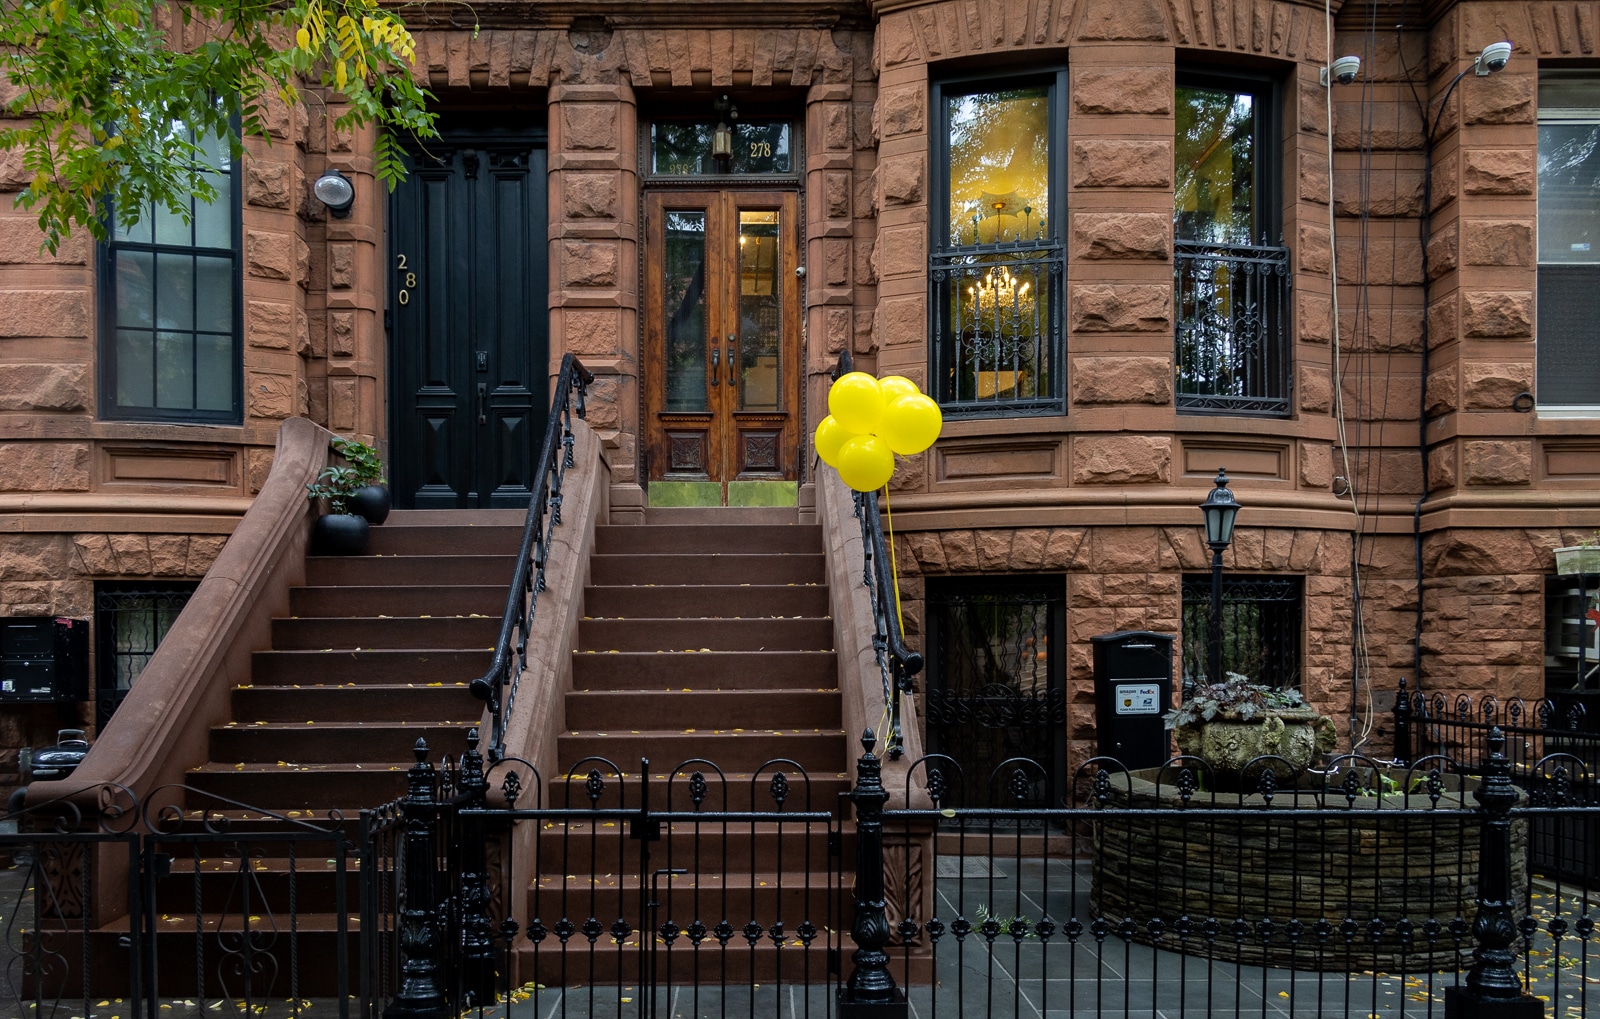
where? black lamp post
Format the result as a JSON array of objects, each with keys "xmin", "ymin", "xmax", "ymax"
[{"xmin": 1197, "ymin": 469, "xmax": 1241, "ymax": 695}]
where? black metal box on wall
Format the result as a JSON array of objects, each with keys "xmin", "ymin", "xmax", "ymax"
[
  {"xmin": 1091, "ymin": 630, "xmax": 1175, "ymax": 769},
  {"xmin": 0, "ymin": 617, "xmax": 89, "ymax": 702}
]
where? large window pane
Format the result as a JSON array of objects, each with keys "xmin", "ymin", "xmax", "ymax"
[
  {"xmin": 1539, "ymin": 122, "xmax": 1600, "ymax": 263},
  {"xmin": 1176, "ymin": 86, "xmax": 1257, "ymax": 244},
  {"xmin": 102, "ymin": 122, "xmax": 239, "ymax": 421},
  {"xmin": 945, "ymin": 87, "xmax": 1050, "ymax": 247}
]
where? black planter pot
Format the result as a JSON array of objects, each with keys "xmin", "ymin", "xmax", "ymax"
[
  {"xmin": 312, "ymin": 512, "xmax": 370, "ymax": 555},
  {"xmin": 349, "ymin": 484, "xmax": 392, "ymax": 525}
]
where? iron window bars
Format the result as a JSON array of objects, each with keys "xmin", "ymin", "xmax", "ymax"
[
  {"xmin": 1180, "ymin": 573, "xmax": 1302, "ymax": 688},
  {"xmin": 1174, "ymin": 237, "xmax": 1292, "ymax": 416}
]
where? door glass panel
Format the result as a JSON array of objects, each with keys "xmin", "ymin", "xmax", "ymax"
[
  {"xmin": 737, "ymin": 210, "xmax": 781, "ymax": 411},
  {"xmin": 664, "ymin": 211, "xmax": 709, "ymax": 412}
]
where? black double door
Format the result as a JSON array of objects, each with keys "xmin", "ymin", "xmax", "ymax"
[{"xmin": 389, "ymin": 122, "xmax": 548, "ymax": 508}]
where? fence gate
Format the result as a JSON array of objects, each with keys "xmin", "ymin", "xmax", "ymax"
[{"xmin": 372, "ymin": 740, "xmax": 845, "ymax": 1018}]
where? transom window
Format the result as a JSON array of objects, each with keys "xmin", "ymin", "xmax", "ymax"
[
  {"xmin": 648, "ymin": 120, "xmax": 794, "ymax": 176},
  {"xmin": 1174, "ymin": 72, "xmax": 1290, "ymax": 417},
  {"xmin": 930, "ymin": 72, "xmax": 1066, "ymax": 418},
  {"xmin": 99, "ymin": 126, "xmax": 241, "ymax": 423}
]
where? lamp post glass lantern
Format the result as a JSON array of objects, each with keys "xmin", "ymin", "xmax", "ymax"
[{"xmin": 1198, "ymin": 469, "xmax": 1241, "ymax": 692}]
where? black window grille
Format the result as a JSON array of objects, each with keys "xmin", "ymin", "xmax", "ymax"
[
  {"xmin": 94, "ymin": 582, "xmax": 196, "ymax": 727},
  {"xmin": 98, "ymin": 121, "xmax": 242, "ymax": 424},
  {"xmin": 930, "ymin": 71, "xmax": 1067, "ymax": 418},
  {"xmin": 1180, "ymin": 574, "xmax": 1302, "ymax": 688},
  {"xmin": 923, "ymin": 578, "xmax": 1066, "ymax": 810}
]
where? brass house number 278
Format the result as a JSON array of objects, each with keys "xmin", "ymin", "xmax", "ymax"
[{"xmin": 395, "ymin": 254, "xmax": 413, "ymax": 305}]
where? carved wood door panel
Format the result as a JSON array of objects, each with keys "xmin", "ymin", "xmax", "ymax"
[{"xmin": 643, "ymin": 190, "xmax": 800, "ymax": 500}]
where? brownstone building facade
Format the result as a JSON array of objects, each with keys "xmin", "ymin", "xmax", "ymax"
[{"xmin": 2, "ymin": 0, "xmax": 1598, "ymax": 783}]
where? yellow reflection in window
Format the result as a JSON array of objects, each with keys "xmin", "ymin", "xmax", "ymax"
[{"xmin": 947, "ymin": 87, "xmax": 1050, "ymax": 246}]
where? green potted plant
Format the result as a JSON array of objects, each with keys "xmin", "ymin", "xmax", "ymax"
[
  {"xmin": 306, "ymin": 464, "xmax": 370, "ymax": 555},
  {"xmin": 332, "ymin": 437, "xmax": 390, "ymax": 525},
  {"xmin": 1554, "ymin": 531, "xmax": 1600, "ymax": 576},
  {"xmin": 1164, "ymin": 672, "xmax": 1338, "ymax": 781}
]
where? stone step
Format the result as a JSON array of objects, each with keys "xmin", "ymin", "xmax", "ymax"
[
  {"xmin": 250, "ymin": 648, "xmax": 492, "ymax": 686},
  {"xmin": 582, "ymin": 584, "xmax": 829, "ymax": 619},
  {"xmin": 210, "ymin": 721, "xmax": 476, "ymax": 764},
  {"xmin": 270, "ymin": 614, "xmax": 499, "ymax": 650},
  {"xmin": 576, "ymin": 617, "xmax": 832, "ymax": 653},
  {"xmin": 594, "ymin": 524, "xmax": 822, "ymax": 555},
  {"xmin": 565, "ymin": 690, "xmax": 840, "ymax": 730},
  {"xmin": 304, "ymin": 554, "xmax": 515, "ymax": 587},
  {"xmin": 291, "ymin": 584, "xmax": 506, "ymax": 617},
  {"xmin": 588, "ymin": 554, "xmax": 825, "ymax": 586},
  {"xmin": 570, "ymin": 651, "xmax": 837, "ymax": 691}
]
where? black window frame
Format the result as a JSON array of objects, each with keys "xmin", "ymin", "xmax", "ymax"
[
  {"xmin": 1180, "ymin": 573, "xmax": 1303, "ymax": 690},
  {"xmin": 1536, "ymin": 70, "xmax": 1600, "ymax": 412},
  {"xmin": 93, "ymin": 580, "xmax": 198, "ymax": 728},
  {"xmin": 97, "ymin": 124, "xmax": 244, "ymax": 425},
  {"xmin": 929, "ymin": 67, "xmax": 1068, "ymax": 420},
  {"xmin": 1173, "ymin": 66, "xmax": 1293, "ymax": 418}
]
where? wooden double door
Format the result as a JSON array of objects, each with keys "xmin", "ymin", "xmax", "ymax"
[
  {"xmin": 388, "ymin": 121, "xmax": 549, "ymax": 509},
  {"xmin": 644, "ymin": 190, "xmax": 802, "ymax": 500}
]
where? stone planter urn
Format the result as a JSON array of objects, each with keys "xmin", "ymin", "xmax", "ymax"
[{"xmin": 1174, "ymin": 707, "xmax": 1339, "ymax": 777}]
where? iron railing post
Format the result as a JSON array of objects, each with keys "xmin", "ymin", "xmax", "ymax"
[
  {"xmin": 1393, "ymin": 676, "xmax": 1413, "ymax": 765},
  {"xmin": 1445, "ymin": 726, "xmax": 1541, "ymax": 1019},
  {"xmin": 456, "ymin": 729, "xmax": 496, "ymax": 1008},
  {"xmin": 385, "ymin": 739, "xmax": 448, "ymax": 1019},
  {"xmin": 839, "ymin": 729, "xmax": 908, "ymax": 1018}
]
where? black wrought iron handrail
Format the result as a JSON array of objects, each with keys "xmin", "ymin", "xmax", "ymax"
[
  {"xmin": 470, "ymin": 354, "xmax": 593, "ymax": 761},
  {"xmin": 832, "ymin": 349, "xmax": 923, "ymax": 759}
]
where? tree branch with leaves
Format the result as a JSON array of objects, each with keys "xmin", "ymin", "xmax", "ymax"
[{"xmin": 0, "ymin": 0, "xmax": 437, "ymax": 251}]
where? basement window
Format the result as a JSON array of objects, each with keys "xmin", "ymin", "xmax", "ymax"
[
  {"xmin": 94, "ymin": 582, "xmax": 197, "ymax": 728},
  {"xmin": 1180, "ymin": 574, "xmax": 1302, "ymax": 689}
]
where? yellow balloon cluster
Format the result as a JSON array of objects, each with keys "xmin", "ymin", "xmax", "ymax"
[{"xmin": 814, "ymin": 373, "xmax": 943, "ymax": 493}]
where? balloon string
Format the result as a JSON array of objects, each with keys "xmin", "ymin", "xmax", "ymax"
[{"xmin": 884, "ymin": 485, "xmax": 905, "ymax": 635}]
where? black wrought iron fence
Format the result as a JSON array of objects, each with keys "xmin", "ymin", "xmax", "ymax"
[{"xmin": 1174, "ymin": 237, "xmax": 1292, "ymax": 416}]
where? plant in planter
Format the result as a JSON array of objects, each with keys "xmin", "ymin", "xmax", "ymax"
[
  {"xmin": 331, "ymin": 437, "xmax": 390, "ymax": 525},
  {"xmin": 306, "ymin": 464, "xmax": 370, "ymax": 555},
  {"xmin": 1163, "ymin": 672, "xmax": 1338, "ymax": 781},
  {"xmin": 1554, "ymin": 530, "xmax": 1600, "ymax": 576}
]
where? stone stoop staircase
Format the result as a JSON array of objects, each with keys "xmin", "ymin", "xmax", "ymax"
[
  {"xmin": 521, "ymin": 506, "xmax": 848, "ymax": 983},
  {"xmin": 117, "ymin": 509, "xmax": 525, "ymax": 994}
]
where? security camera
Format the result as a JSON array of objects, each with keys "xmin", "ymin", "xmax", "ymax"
[
  {"xmin": 1329, "ymin": 55, "xmax": 1361, "ymax": 85},
  {"xmin": 1474, "ymin": 40, "xmax": 1513, "ymax": 75}
]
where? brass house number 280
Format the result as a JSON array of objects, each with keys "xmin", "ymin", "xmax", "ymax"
[{"xmin": 395, "ymin": 254, "xmax": 414, "ymax": 305}]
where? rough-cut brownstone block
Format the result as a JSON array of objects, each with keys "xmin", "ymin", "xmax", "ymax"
[
  {"xmin": 1298, "ymin": 293, "xmax": 1332, "ymax": 343},
  {"xmin": 563, "ymin": 104, "xmax": 618, "ymax": 151},
  {"xmin": 876, "ymin": 153, "xmax": 924, "ymax": 206},
  {"xmin": 1074, "ymin": 435, "xmax": 1172, "ymax": 484},
  {"xmin": 941, "ymin": 530, "xmax": 979, "ymax": 571},
  {"xmin": 1070, "ymin": 284, "xmax": 1170, "ymax": 332},
  {"xmin": 1429, "ymin": 446, "xmax": 1457, "ymax": 490},
  {"xmin": 1462, "ymin": 440, "xmax": 1532, "ymax": 485},
  {"xmin": 1462, "ymin": 291, "xmax": 1533, "ymax": 338},
  {"xmin": 1463, "ymin": 75, "xmax": 1533, "ymax": 125},
  {"xmin": 1333, "ymin": 102, "xmax": 1423, "ymax": 149},
  {"xmin": 329, "ymin": 243, "xmax": 355, "ymax": 289},
  {"xmin": 1073, "ymin": 67, "xmax": 1170, "ymax": 115},
  {"xmin": 872, "ymin": 226, "xmax": 924, "ymax": 279},
  {"xmin": 0, "ymin": 443, "xmax": 89, "ymax": 492},
  {"xmin": 1072, "ymin": 139, "xmax": 1172, "ymax": 188},
  {"xmin": 1425, "ymin": 366, "xmax": 1458, "ymax": 415},
  {"xmin": 246, "ymin": 230, "xmax": 293, "ymax": 280},
  {"xmin": 0, "ymin": 289, "xmax": 88, "ymax": 338},
  {"xmin": 1461, "ymin": 362, "xmax": 1533, "ymax": 410},
  {"xmin": 1072, "ymin": 357, "xmax": 1172, "ymax": 404},
  {"xmin": 1299, "ymin": 365, "xmax": 1332, "ymax": 413},
  {"xmin": 1463, "ymin": 149, "xmax": 1535, "ymax": 195},
  {"xmin": 0, "ymin": 364, "xmax": 86, "ymax": 411},
  {"xmin": 1462, "ymin": 219, "xmax": 1533, "ymax": 267},
  {"xmin": 564, "ymin": 309, "xmax": 620, "ymax": 356},
  {"xmin": 248, "ymin": 300, "xmax": 292, "ymax": 350},
  {"xmin": 1071, "ymin": 213, "xmax": 1169, "ymax": 260},
  {"xmin": 877, "ymin": 83, "xmax": 924, "ymax": 137},
  {"xmin": 329, "ymin": 311, "xmax": 355, "ymax": 357},
  {"xmin": 560, "ymin": 240, "xmax": 618, "ymax": 287},
  {"xmin": 1427, "ymin": 222, "xmax": 1458, "ymax": 279},
  {"xmin": 564, "ymin": 173, "xmax": 618, "ymax": 219},
  {"xmin": 825, "ymin": 170, "xmax": 851, "ymax": 219},
  {"xmin": 245, "ymin": 160, "xmax": 292, "ymax": 209},
  {"xmin": 1298, "ymin": 223, "xmax": 1332, "ymax": 275},
  {"xmin": 1300, "ymin": 443, "xmax": 1332, "ymax": 488},
  {"xmin": 975, "ymin": 529, "xmax": 1013, "ymax": 570},
  {"xmin": 877, "ymin": 295, "xmax": 924, "ymax": 348},
  {"xmin": 1334, "ymin": 170, "xmax": 1423, "ymax": 217},
  {"xmin": 247, "ymin": 371, "xmax": 296, "ymax": 419},
  {"xmin": 1077, "ymin": 0, "xmax": 1170, "ymax": 41}
]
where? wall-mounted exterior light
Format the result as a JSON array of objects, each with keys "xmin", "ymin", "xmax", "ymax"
[{"xmin": 313, "ymin": 169, "xmax": 355, "ymax": 218}]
